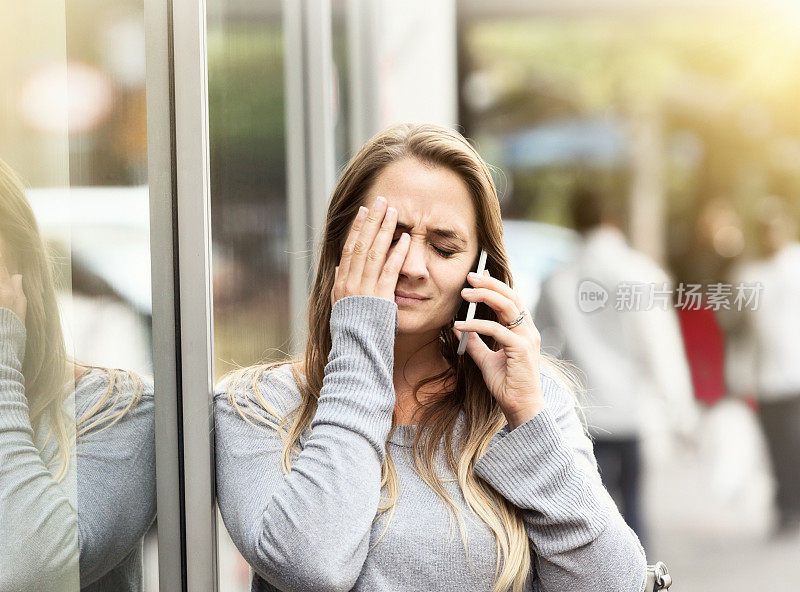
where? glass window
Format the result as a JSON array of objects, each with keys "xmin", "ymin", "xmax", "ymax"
[
  {"xmin": 207, "ymin": 2, "xmax": 288, "ymax": 589},
  {"xmin": 1, "ymin": 0, "xmax": 157, "ymax": 589}
]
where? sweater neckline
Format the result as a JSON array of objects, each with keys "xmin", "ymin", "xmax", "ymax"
[
  {"xmin": 387, "ymin": 424, "xmax": 417, "ymax": 447},
  {"xmin": 387, "ymin": 412, "xmax": 468, "ymax": 448}
]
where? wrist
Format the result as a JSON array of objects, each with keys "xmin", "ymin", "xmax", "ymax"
[{"xmin": 503, "ymin": 401, "xmax": 546, "ymax": 431}]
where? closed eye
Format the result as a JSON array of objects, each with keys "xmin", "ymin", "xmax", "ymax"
[
  {"xmin": 433, "ymin": 246, "xmax": 456, "ymax": 258},
  {"xmin": 391, "ymin": 236, "xmax": 457, "ymax": 258}
]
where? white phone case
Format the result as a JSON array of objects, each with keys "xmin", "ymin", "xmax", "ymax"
[{"xmin": 457, "ymin": 248, "xmax": 488, "ymax": 356}]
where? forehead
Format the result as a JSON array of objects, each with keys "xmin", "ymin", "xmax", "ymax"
[{"xmin": 365, "ymin": 158, "xmax": 476, "ymax": 239}]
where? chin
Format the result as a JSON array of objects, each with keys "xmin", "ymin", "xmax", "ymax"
[
  {"xmin": 397, "ymin": 310, "xmax": 446, "ymax": 336},
  {"xmin": 396, "ymin": 312, "xmax": 422, "ymax": 334}
]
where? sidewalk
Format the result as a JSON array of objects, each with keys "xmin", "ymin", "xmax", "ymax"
[{"xmin": 641, "ymin": 401, "xmax": 800, "ymax": 591}]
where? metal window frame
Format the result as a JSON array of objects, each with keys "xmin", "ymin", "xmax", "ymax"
[
  {"xmin": 146, "ymin": 0, "xmax": 339, "ymax": 586},
  {"xmin": 284, "ymin": 0, "xmax": 336, "ymax": 355},
  {"xmin": 145, "ymin": 0, "xmax": 217, "ymax": 588},
  {"xmin": 345, "ymin": 0, "xmax": 380, "ymax": 153}
]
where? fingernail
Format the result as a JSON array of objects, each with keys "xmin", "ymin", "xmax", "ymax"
[
  {"xmin": 357, "ymin": 207, "xmax": 367, "ymax": 219},
  {"xmin": 462, "ymin": 288, "xmax": 473, "ymax": 294},
  {"xmin": 468, "ymin": 272, "xmax": 479, "ymax": 278},
  {"xmin": 454, "ymin": 321, "xmax": 465, "ymax": 328},
  {"xmin": 376, "ymin": 196, "xmax": 387, "ymax": 204}
]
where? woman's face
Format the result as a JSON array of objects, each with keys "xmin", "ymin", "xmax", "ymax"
[{"xmin": 363, "ymin": 157, "xmax": 479, "ymax": 335}]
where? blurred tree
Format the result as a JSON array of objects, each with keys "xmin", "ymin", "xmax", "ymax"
[{"xmin": 459, "ymin": 13, "xmax": 800, "ymax": 284}]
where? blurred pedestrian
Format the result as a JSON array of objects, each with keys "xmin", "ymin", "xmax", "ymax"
[
  {"xmin": 720, "ymin": 195, "xmax": 800, "ymax": 538},
  {"xmin": 534, "ymin": 186, "xmax": 700, "ymax": 551}
]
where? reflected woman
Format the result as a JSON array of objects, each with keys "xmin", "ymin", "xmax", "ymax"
[
  {"xmin": 0, "ymin": 159, "xmax": 156, "ymax": 591},
  {"xmin": 214, "ymin": 124, "xmax": 648, "ymax": 591}
]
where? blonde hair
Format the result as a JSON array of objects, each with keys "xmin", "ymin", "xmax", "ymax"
[
  {"xmin": 226, "ymin": 123, "xmax": 587, "ymax": 591},
  {"xmin": 0, "ymin": 158, "xmax": 144, "ymax": 481}
]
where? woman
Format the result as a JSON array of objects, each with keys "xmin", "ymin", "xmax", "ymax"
[
  {"xmin": 0, "ymin": 158, "xmax": 156, "ymax": 591},
  {"xmin": 214, "ymin": 123, "xmax": 648, "ymax": 591}
]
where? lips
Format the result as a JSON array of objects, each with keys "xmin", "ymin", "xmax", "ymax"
[{"xmin": 394, "ymin": 290, "xmax": 429, "ymax": 300}]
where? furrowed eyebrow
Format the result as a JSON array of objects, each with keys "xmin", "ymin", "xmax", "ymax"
[{"xmin": 395, "ymin": 221, "xmax": 467, "ymax": 244}]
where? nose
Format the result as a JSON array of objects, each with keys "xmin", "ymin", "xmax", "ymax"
[{"xmin": 398, "ymin": 237, "xmax": 430, "ymax": 281}]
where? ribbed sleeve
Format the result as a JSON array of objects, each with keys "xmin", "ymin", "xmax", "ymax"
[
  {"xmin": 475, "ymin": 406, "xmax": 608, "ymax": 555},
  {"xmin": 0, "ymin": 307, "xmax": 31, "ymax": 433},
  {"xmin": 214, "ymin": 294, "xmax": 399, "ymax": 592},
  {"xmin": 475, "ymin": 369, "xmax": 648, "ymax": 591},
  {"xmin": 311, "ymin": 295, "xmax": 399, "ymax": 460},
  {"xmin": 0, "ymin": 306, "xmax": 80, "ymax": 591}
]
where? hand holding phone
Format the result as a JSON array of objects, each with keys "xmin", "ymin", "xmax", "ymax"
[{"xmin": 457, "ymin": 248, "xmax": 488, "ymax": 355}]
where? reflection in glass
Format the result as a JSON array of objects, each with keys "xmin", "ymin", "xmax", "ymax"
[
  {"xmin": 4, "ymin": 1, "xmax": 156, "ymax": 589},
  {"xmin": 0, "ymin": 160, "xmax": 156, "ymax": 591}
]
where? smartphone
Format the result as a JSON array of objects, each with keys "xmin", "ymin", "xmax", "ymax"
[{"xmin": 457, "ymin": 248, "xmax": 488, "ymax": 356}]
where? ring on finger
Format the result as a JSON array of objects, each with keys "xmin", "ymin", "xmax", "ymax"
[{"xmin": 504, "ymin": 309, "xmax": 527, "ymax": 329}]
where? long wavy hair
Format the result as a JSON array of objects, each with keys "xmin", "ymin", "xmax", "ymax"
[
  {"xmin": 0, "ymin": 158, "xmax": 143, "ymax": 482},
  {"xmin": 225, "ymin": 123, "xmax": 586, "ymax": 591}
]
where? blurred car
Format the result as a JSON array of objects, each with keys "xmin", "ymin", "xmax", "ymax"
[{"xmin": 502, "ymin": 218, "xmax": 579, "ymax": 311}]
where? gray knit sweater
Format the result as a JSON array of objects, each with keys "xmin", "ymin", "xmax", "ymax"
[
  {"xmin": 0, "ymin": 307, "xmax": 156, "ymax": 591},
  {"xmin": 214, "ymin": 295, "xmax": 648, "ymax": 592}
]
